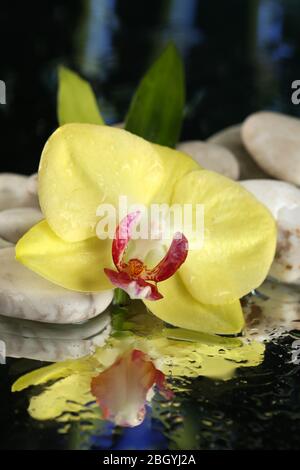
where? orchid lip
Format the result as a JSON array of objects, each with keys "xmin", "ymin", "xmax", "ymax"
[
  {"xmin": 90, "ymin": 349, "xmax": 173, "ymax": 427},
  {"xmin": 104, "ymin": 212, "xmax": 189, "ymax": 300}
]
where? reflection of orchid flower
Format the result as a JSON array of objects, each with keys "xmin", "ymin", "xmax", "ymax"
[
  {"xmin": 12, "ymin": 307, "xmax": 265, "ymax": 427},
  {"xmin": 91, "ymin": 349, "xmax": 172, "ymax": 427},
  {"xmin": 16, "ymin": 124, "xmax": 276, "ymax": 334}
]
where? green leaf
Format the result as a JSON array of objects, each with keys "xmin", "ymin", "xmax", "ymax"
[
  {"xmin": 57, "ymin": 66, "xmax": 104, "ymax": 126},
  {"xmin": 125, "ymin": 43, "xmax": 185, "ymax": 147}
]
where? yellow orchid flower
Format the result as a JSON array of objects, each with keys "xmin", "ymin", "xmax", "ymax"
[{"xmin": 16, "ymin": 123, "xmax": 276, "ymax": 334}]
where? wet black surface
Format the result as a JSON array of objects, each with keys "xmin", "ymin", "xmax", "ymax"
[{"xmin": 0, "ymin": 334, "xmax": 300, "ymax": 450}]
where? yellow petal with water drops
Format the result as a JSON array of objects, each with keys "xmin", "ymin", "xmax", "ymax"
[
  {"xmin": 157, "ymin": 339, "xmax": 264, "ymax": 381},
  {"xmin": 172, "ymin": 170, "xmax": 276, "ymax": 305},
  {"xmin": 16, "ymin": 220, "xmax": 114, "ymax": 292},
  {"xmin": 151, "ymin": 143, "xmax": 201, "ymax": 203},
  {"xmin": 143, "ymin": 274, "xmax": 244, "ymax": 335},
  {"xmin": 38, "ymin": 124, "xmax": 166, "ymax": 242},
  {"xmin": 28, "ymin": 374, "xmax": 96, "ymax": 422}
]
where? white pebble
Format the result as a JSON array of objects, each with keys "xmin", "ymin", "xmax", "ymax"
[
  {"xmin": 0, "ymin": 247, "xmax": 114, "ymax": 323},
  {"xmin": 0, "ymin": 173, "xmax": 39, "ymax": 210},
  {"xmin": 242, "ymin": 112, "xmax": 300, "ymax": 185},
  {"xmin": 177, "ymin": 140, "xmax": 240, "ymax": 180},
  {"xmin": 0, "ymin": 207, "xmax": 43, "ymax": 243},
  {"xmin": 241, "ymin": 179, "xmax": 300, "ymax": 284}
]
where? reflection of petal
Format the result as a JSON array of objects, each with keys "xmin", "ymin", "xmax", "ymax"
[
  {"xmin": 27, "ymin": 373, "xmax": 96, "ymax": 422},
  {"xmin": 91, "ymin": 349, "xmax": 171, "ymax": 427},
  {"xmin": 0, "ymin": 313, "xmax": 111, "ymax": 362},
  {"xmin": 12, "ymin": 304, "xmax": 265, "ymax": 425},
  {"xmin": 12, "ymin": 333, "xmax": 264, "ymax": 423}
]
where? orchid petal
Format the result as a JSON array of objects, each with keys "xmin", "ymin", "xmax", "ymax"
[
  {"xmin": 104, "ymin": 268, "xmax": 162, "ymax": 300},
  {"xmin": 112, "ymin": 211, "xmax": 141, "ymax": 270},
  {"xmin": 38, "ymin": 124, "xmax": 166, "ymax": 242},
  {"xmin": 146, "ymin": 232, "xmax": 188, "ymax": 282},
  {"xmin": 135, "ymin": 279, "xmax": 163, "ymax": 301},
  {"xmin": 103, "ymin": 269, "xmax": 132, "ymax": 289},
  {"xmin": 172, "ymin": 170, "xmax": 277, "ymax": 305},
  {"xmin": 151, "ymin": 143, "xmax": 201, "ymax": 204},
  {"xmin": 16, "ymin": 220, "xmax": 114, "ymax": 292},
  {"xmin": 144, "ymin": 274, "xmax": 244, "ymax": 335},
  {"xmin": 91, "ymin": 349, "xmax": 170, "ymax": 427}
]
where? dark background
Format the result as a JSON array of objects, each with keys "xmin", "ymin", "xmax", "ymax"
[{"xmin": 1, "ymin": 0, "xmax": 300, "ymax": 175}]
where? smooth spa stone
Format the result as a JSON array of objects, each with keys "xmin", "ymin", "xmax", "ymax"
[
  {"xmin": 207, "ymin": 124, "xmax": 268, "ymax": 180},
  {"xmin": 241, "ymin": 179, "xmax": 300, "ymax": 284},
  {"xmin": 0, "ymin": 237, "xmax": 13, "ymax": 249},
  {"xmin": 0, "ymin": 248, "xmax": 114, "ymax": 323},
  {"xmin": 0, "ymin": 207, "xmax": 43, "ymax": 243},
  {"xmin": 242, "ymin": 112, "xmax": 300, "ymax": 185},
  {"xmin": 0, "ymin": 173, "xmax": 39, "ymax": 211},
  {"xmin": 27, "ymin": 172, "xmax": 38, "ymax": 198},
  {"xmin": 177, "ymin": 140, "xmax": 240, "ymax": 179},
  {"xmin": 0, "ymin": 311, "xmax": 111, "ymax": 362}
]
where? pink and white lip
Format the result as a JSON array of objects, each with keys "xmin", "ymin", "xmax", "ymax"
[{"xmin": 91, "ymin": 349, "xmax": 173, "ymax": 427}]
